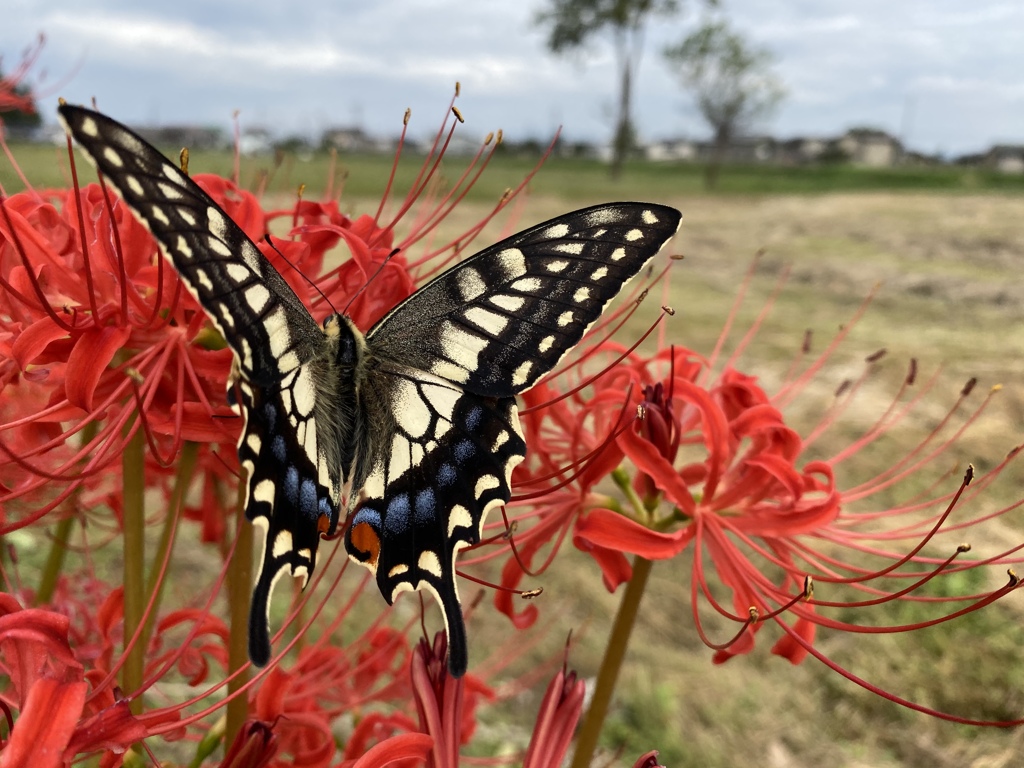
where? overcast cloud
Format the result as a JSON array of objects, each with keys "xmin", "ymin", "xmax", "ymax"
[{"xmin": 3, "ymin": 0, "xmax": 1022, "ymax": 156}]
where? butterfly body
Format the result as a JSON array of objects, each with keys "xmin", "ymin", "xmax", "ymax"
[{"xmin": 58, "ymin": 103, "xmax": 682, "ymax": 676}]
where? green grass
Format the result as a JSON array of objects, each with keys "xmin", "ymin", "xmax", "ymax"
[{"xmin": 5, "ymin": 140, "xmax": 1024, "ymax": 201}]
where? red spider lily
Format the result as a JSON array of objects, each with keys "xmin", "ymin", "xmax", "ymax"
[
  {"xmin": 0, "ymin": 35, "xmax": 42, "ymax": 119},
  {"xmin": 498, "ymin": 262, "xmax": 1024, "ymax": 728}
]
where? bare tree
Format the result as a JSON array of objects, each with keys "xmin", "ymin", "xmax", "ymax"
[
  {"xmin": 536, "ymin": 0, "xmax": 709, "ymax": 180},
  {"xmin": 664, "ymin": 19, "xmax": 785, "ymax": 189}
]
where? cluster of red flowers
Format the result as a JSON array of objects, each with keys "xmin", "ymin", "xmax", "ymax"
[{"xmin": 2, "ymin": 49, "xmax": 1023, "ymax": 768}]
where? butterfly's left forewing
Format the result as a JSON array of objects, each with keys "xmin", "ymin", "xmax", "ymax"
[
  {"xmin": 368, "ymin": 203, "xmax": 683, "ymax": 397},
  {"xmin": 58, "ymin": 104, "xmax": 345, "ymax": 667}
]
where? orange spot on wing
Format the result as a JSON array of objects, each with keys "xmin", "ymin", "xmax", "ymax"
[{"xmin": 349, "ymin": 522, "xmax": 381, "ymax": 568}]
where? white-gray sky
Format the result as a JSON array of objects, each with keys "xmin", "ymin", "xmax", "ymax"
[{"xmin": 3, "ymin": 0, "xmax": 1022, "ymax": 157}]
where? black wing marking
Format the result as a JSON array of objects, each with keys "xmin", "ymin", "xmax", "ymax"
[
  {"xmin": 238, "ymin": 373, "xmax": 340, "ymax": 666},
  {"xmin": 58, "ymin": 104, "xmax": 343, "ymax": 668},
  {"xmin": 344, "ymin": 364, "xmax": 525, "ymax": 678},
  {"xmin": 367, "ymin": 203, "xmax": 682, "ymax": 397},
  {"xmin": 57, "ymin": 104, "xmax": 323, "ymax": 382}
]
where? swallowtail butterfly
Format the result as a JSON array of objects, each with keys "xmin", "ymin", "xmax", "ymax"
[{"xmin": 58, "ymin": 103, "xmax": 682, "ymax": 676}]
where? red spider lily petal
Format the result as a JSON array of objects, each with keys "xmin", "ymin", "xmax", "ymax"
[
  {"xmin": 63, "ymin": 699, "xmax": 156, "ymax": 759},
  {"xmin": 0, "ymin": 603, "xmax": 81, "ymax": 698},
  {"xmin": 341, "ymin": 712, "xmax": 420, "ymax": 762},
  {"xmin": 2, "ymin": 676, "xmax": 88, "ymax": 768},
  {"xmin": 220, "ymin": 720, "xmax": 279, "ymax": 768},
  {"xmin": 617, "ymin": 427, "xmax": 698, "ymax": 517},
  {"xmin": 10, "ymin": 316, "xmax": 69, "ymax": 369},
  {"xmin": 146, "ymin": 401, "xmax": 237, "ymax": 443},
  {"xmin": 574, "ymin": 536, "xmax": 634, "ymax": 592},
  {"xmin": 348, "ymin": 733, "xmax": 434, "ymax": 768},
  {"xmin": 522, "ymin": 667, "xmax": 586, "ymax": 768},
  {"xmin": 633, "ymin": 750, "xmax": 666, "ymax": 768},
  {"xmin": 253, "ymin": 665, "xmax": 335, "ymax": 768},
  {"xmin": 575, "ymin": 508, "xmax": 696, "ymax": 561},
  {"xmin": 769, "ymin": 612, "xmax": 816, "ymax": 665},
  {"xmin": 64, "ymin": 326, "xmax": 132, "ymax": 411}
]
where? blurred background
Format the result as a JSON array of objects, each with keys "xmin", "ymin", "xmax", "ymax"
[{"xmin": 3, "ymin": 1, "xmax": 1023, "ymax": 169}]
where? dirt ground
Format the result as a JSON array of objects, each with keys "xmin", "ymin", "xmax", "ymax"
[{"xmin": 464, "ymin": 192, "xmax": 1024, "ymax": 767}]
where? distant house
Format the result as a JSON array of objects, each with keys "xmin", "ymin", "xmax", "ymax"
[
  {"xmin": 984, "ymin": 145, "xmax": 1024, "ymax": 174},
  {"xmin": 322, "ymin": 126, "xmax": 373, "ymax": 152},
  {"xmin": 646, "ymin": 139, "xmax": 698, "ymax": 162},
  {"xmin": 776, "ymin": 137, "xmax": 830, "ymax": 165},
  {"xmin": 837, "ymin": 128, "xmax": 902, "ymax": 167},
  {"xmin": 239, "ymin": 127, "xmax": 273, "ymax": 156},
  {"xmin": 714, "ymin": 136, "xmax": 778, "ymax": 164}
]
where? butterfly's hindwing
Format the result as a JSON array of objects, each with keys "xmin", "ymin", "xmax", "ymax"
[
  {"xmin": 237, "ymin": 368, "xmax": 342, "ymax": 665},
  {"xmin": 368, "ymin": 203, "xmax": 682, "ymax": 396},
  {"xmin": 345, "ymin": 364, "xmax": 526, "ymax": 677}
]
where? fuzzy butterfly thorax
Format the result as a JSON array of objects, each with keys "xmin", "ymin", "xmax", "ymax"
[{"xmin": 58, "ymin": 102, "xmax": 683, "ymax": 676}]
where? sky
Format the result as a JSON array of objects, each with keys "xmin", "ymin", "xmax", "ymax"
[{"xmin": 3, "ymin": 0, "xmax": 1022, "ymax": 158}]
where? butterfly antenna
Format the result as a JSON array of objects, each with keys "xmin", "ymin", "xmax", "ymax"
[
  {"xmin": 262, "ymin": 234, "xmax": 338, "ymax": 315},
  {"xmin": 340, "ymin": 247, "xmax": 402, "ymax": 316}
]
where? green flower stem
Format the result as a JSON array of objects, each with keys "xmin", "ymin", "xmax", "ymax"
[
  {"xmin": 141, "ymin": 441, "xmax": 198, "ymax": 650},
  {"xmin": 571, "ymin": 555, "xmax": 654, "ymax": 768},
  {"xmin": 226, "ymin": 472, "xmax": 253, "ymax": 750},
  {"xmin": 36, "ymin": 421, "xmax": 99, "ymax": 605},
  {"xmin": 122, "ymin": 425, "xmax": 145, "ymax": 715},
  {"xmin": 36, "ymin": 515, "xmax": 76, "ymax": 606},
  {"xmin": 611, "ymin": 467, "xmax": 650, "ymax": 523}
]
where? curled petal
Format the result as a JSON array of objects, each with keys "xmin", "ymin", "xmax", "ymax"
[
  {"xmin": 65, "ymin": 326, "xmax": 131, "ymax": 411},
  {"xmin": 575, "ymin": 507, "xmax": 695, "ymax": 561},
  {"xmin": 3, "ymin": 677, "xmax": 88, "ymax": 768},
  {"xmin": 350, "ymin": 733, "xmax": 434, "ymax": 768},
  {"xmin": 771, "ymin": 614, "xmax": 817, "ymax": 665}
]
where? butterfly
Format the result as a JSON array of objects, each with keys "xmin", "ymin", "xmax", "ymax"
[{"xmin": 58, "ymin": 103, "xmax": 682, "ymax": 676}]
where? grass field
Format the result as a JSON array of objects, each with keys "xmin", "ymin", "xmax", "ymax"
[
  {"xmin": 5, "ymin": 140, "xmax": 1024, "ymax": 766},
  {"xmin": 5, "ymin": 140, "xmax": 1024, "ymax": 200}
]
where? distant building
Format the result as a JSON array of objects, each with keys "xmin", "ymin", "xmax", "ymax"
[
  {"xmin": 239, "ymin": 127, "xmax": 273, "ymax": 156},
  {"xmin": 837, "ymin": 128, "xmax": 902, "ymax": 167},
  {"xmin": 716, "ymin": 135, "xmax": 778, "ymax": 163},
  {"xmin": 984, "ymin": 145, "xmax": 1024, "ymax": 174},
  {"xmin": 776, "ymin": 137, "xmax": 830, "ymax": 165},
  {"xmin": 645, "ymin": 139, "xmax": 698, "ymax": 162}
]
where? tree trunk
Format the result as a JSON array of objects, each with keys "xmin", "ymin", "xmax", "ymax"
[
  {"xmin": 705, "ymin": 127, "xmax": 729, "ymax": 190},
  {"xmin": 610, "ymin": 54, "xmax": 633, "ymax": 181}
]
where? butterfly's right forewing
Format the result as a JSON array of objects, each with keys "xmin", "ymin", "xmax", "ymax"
[{"xmin": 57, "ymin": 105, "xmax": 323, "ymax": 381}]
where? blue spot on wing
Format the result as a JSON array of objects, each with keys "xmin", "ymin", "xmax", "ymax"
[
  {"xmin": 384, "ymin": 493, "xmax": 411, "ymax": 534},
  {"xmin": 284, "ymin": 466, "xmax": 299, "ymax": 503},
  {"xmin": 415, "ymin": 489, "xmax": 436, "ymax": 524},
  {"xmin": 300, "ymin": 478, "xmax": 318, "ymax": 519},
  {"xmin": 353, "ymin": 507, "xmax": 382, "ymax": 529},
  {"xmin": 272, "ymin": 435, "xmax": 287, "ymax": 462},
  {"xmin": 319, "ymin": 496, "xmax": 333, "ymax": 518},
  {"xmin": 438, "ymin": 463, "xmax": 457, "ymax": 487},
  {"xmin": 465, "ymin": 405, "xmax": 483, "ymax": 431},
  {"xmin": 454, "ymin": 439, "xmax": 475, "ymax": 464}
]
